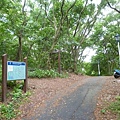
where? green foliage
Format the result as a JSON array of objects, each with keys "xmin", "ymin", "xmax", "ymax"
[
  {"xmin": 0, "ymin": 84, "xmax": 31, "ymax": 120},
  {"xmin": 28, "ymin": 69, "xmax": 65, "ymax": 78},
  {"xmin": 89, "ymin": 9, "xmax": 120, "ymax": 76},
  {"xmin": 0, "ymin": 103, "xmax": 16, "ymax": 120},
  {"xmin": 0, "ymin": 0, "xmax": 119, "ymax": 75}
]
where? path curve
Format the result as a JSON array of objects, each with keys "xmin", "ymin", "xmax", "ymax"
[{"xmin": 23, "ymin": 76, "xmax": 106, "ymax": 120}]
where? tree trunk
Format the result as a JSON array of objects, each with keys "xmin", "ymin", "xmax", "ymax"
[
  {"xmin": 16, "ymin": 36, "xmax": 22, "ymax": 61},
  {"xmin": 72, "ymin": 46, "xmax": 78, "ymax": 72}
]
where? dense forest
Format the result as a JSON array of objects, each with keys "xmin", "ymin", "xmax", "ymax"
[{"xmin": 0, "ymin": 0, "xmax": 120, "ymax": 76}]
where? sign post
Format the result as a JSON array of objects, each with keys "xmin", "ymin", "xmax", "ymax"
[
  {"xmin": 2, "ymin": 54, "xmax": 7, "ymax": 102},
  {"xmin": 23, "ymin": 57, "xmax": 28, "ymax": 93}
]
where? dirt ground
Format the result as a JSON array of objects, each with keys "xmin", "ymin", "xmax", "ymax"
[
  {"xmin": 94, "ymin": 76, "xmax": 120, "ymax": 120},
  {"xmin": 15, "ymin": 74, "xmax": 120, "ymax": 120}
]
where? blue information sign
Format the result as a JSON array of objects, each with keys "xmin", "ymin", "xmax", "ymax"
[{"xmin": 7, "ymin": 61, "xmax": 26, "ymax": 80}]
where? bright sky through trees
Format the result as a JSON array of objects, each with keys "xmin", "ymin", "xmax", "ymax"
[{"xmin": 83, "ymin": 0, "xmax": 114, "ymax": 62}]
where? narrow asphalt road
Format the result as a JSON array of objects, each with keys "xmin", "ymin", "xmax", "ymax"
[{"xmin": 24, "ymin": 76, "xmax": 106, "ymax": 120}]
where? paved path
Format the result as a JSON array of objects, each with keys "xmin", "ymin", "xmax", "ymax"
[{"xmin": 24, "ymin": 77, "xmax": 106, "ymax": 120}]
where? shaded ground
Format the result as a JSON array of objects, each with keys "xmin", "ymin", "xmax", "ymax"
[{"xmin": 14, "ymin": 74, "xmax": 120, "ymax": 120}]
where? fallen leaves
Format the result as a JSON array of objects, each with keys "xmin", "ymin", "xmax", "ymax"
[{"xmin": 94, "ymin": 77, "xmax": 120, "ymax": 120}]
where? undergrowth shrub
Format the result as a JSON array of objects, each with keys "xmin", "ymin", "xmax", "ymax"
[
  {"xmin": 0, "ymin": 83, "xmax": 31, "ymax": 120},
  {"xmin": 28, "ymin": 69, "xmax": 67, "ymax": 78}
]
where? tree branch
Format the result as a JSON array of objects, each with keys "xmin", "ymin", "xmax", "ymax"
[
  {"xmin": 106, "ymin": 0, "xmax": 120, "ymax": 13},
  {"xmin": 65, "ymin": 0, "xmax": 77, "ymax": 17},
  {"xmin": 44, "ymin": 3, "xmax": 54, "ymax": 24},
  {"xmin": 60, "ymin": 0, "xmax": 65, "ymax": 22},
  {"xmin": 73, "ymin": 0, "xmax": 88, "ymax": 37},
  {"xmin": 22, "ymin": 0, "xmax": 26, "ymax": 13},
  {"xmin": 50, "ymin": 0, "xmax": 77, "ymax": 52}
]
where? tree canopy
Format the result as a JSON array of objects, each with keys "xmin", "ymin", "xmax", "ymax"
[{"xmin": 0, "ymin": 0, "xmax": 119, "ymax": 75}]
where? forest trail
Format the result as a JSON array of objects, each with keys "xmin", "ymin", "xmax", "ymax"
[{"xmin": 23, "ymin": 76, "xmax": 106, "ymax": 120}]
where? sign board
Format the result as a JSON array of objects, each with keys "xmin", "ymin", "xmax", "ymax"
[
  {"xmin": 7, "ymin": 61, "xmax": 26, "ymax": 80},
  {"xmin": 2, "ymin": 54, "xmax": 28, "ymax": 102}
]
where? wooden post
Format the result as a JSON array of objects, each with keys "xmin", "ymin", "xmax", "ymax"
[
  {"xmin": 23, "ymin": 57, "xmax": 28, "ymax": 92},
  {"xmin": 2, "ymin": 54, "xmax": 7, "ymax": 102},
  {"xmin": 58, "ymin": 50, "xmax": 61, "ymax": 74}
]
